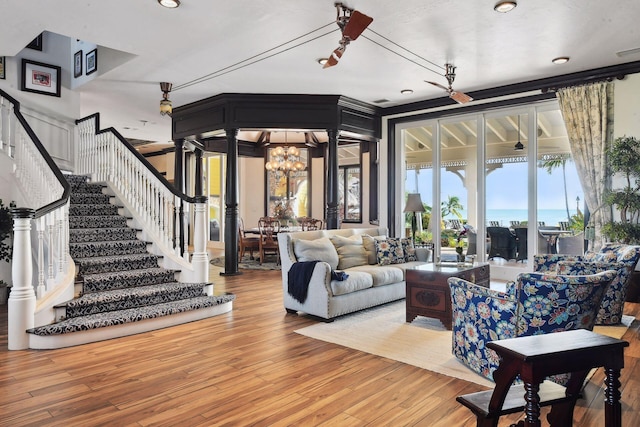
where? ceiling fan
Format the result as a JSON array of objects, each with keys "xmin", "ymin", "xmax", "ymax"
[
  {"xmin": 424, "ymin": 63, "xmax": 473, "ymax": 104},
  {"xmin": 323, "ymin": 2, "xmax": 373, "ymax": 69}
]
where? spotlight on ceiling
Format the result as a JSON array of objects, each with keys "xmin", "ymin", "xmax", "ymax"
[
  {"xmin": 552, "ymin": 56, "xmax": 570, "ymax": 64},
  {"xmin": 494, "ymin": 1, "xmax": 517, "ymax": 13},
  {"xmin": 317, "ymin": 58, "xmax": 328, "ymax": 66},
  {"xmin": 400, "ymin": 89, "xmax": 413, "ymax": 95},
  {"xmin": 160, "ymin": 82, "xmax": 173, "ymax": 116},
  {"xmin": 158, "ymin": 0, "xmax": 180, "ymax": 8}
]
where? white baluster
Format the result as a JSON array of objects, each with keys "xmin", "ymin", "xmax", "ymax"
[
  {"xmin": 191, "ymin": 198, "xmax": 209, "ymax": 282},
  {"xmin": 36, "ymin": 216, "xmax": 45, "ymax": 299}
]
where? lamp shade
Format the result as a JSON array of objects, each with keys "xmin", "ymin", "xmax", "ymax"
[{"xmin": 404, "ymin": 193, "xmax": 425, "ymax": 212}]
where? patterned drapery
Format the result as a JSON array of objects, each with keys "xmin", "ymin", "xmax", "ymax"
[{"xmin": 556, "ymin": 82, "xmax": 614, "ymax": 250}]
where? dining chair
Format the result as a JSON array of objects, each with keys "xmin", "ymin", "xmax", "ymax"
[
  {"xmin": 238, "ymin": 218, "xmax": 259, "ymax": 260},
  {"xmin": 303, "ymin": 218, "xmax": 323, "ymax": 231},
  {"xmin": 258, "ymin": 217, "xmax": 280, "ymax": 264},
  {"xmin": 487, "ymin": 226, "xmax": 517, "ymax": 260}
]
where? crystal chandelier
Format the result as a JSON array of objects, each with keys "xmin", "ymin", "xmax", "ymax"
[{"xmin": 265, "ymin": 146, "xmax": 305, "ymax": 172}]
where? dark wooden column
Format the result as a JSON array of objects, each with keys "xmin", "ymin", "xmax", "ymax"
[
  {"xmin": 222, "ymin": 128, "xmax": 241, "ymax": 275},
  {"xmin": 194, "ymin": 148, "xmax": 203, "ymax": 196},
  {"xmin": 174, "ymin": 139, "xmax": 185, "ymax": 255},
  {"xmin": 325, "ymin": 129, "xmax": 339, "ymax": 229}
]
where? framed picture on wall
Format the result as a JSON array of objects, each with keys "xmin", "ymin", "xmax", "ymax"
[
  {"xmin": 86, "ymin": 49, "xmax": 97, "ymax": 75},
  {"xmin": 20, "ymin": 59, "xmax": 61, "ymax": 97},
  {"xmin": 0, "ymin": 57, "xmax": 5, "ymax": 80},
  {"xmin": 26, "ymin": 33, "xmax": 43, "ymax": 51},
  {"xmin": 74, "ymin": 50, "xmax": 83, "ymax": 78}
]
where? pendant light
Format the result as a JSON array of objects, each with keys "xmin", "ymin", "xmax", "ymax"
[{"xmin": 514, "ymin": 114, "xmax": 524, "ymax": 151}]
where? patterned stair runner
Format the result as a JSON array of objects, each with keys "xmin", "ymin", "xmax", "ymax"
[{"xmin": 28, "ymin": 175, "xmax": 234, "ymax": 337}]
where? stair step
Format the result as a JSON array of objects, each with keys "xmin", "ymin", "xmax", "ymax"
[
  {"xmin": 70, "ymin": 227, "xmax": 138, "ymax": 243},
  {"xmin": 65, "ymin": 282, "xmax": 208, "ymax": 318},
  {"xmin": 82, "ymin": 267, "xmax": 177, "ymax": 293},
  {"xmin": 70, "ymin": 204, "xmax": 119, "ymax": 217},
  {"xmin": 70, "ymin": 192, "xmax": 111, "ymax": 205},
  {"xmin": 76, "ymin": 253, "xmax": 160, "ymax": 277},
  {"xmin": 27, "ymin": 294, "xmax": 236, "ymax": 336},
  {"xmin": 70, "ymin": 239, "xmax": 149, "ymax": 258},
  {"xmin": 69, "ymin": 215, "xmax": 129, "ymax": 229}
]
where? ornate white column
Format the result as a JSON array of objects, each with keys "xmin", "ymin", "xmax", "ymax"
[
  {"xmin": 8, "ymin": 208, "xmax": 36, "ymax": 350},
  {"xmin": 191, "ymin": 196, "xmax": 209, "ymax": 284}
]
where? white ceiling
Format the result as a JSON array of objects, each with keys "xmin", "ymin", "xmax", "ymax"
[{"xmin": 3, "ymin": 0, "xmax": 640, "ymax": 144}]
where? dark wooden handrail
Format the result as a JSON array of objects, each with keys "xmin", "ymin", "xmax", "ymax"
[
  {"xmin": 0, "ymin": 89, "xmax": 70, "ymax": 219},
  {"xmin": 75, "ymin": 113, "xmax": 200, "ymax": 204}
]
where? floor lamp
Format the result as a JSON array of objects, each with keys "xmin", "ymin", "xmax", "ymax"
[{"xmin": 404, "ymin": 193, "xmax": 426, "ymax": 245}]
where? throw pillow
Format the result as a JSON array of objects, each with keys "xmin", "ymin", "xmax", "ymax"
[
  {"xmin": 401, "ymin": 238, "xmax": 417, "ymax": 262},
  {"xmin": 375, "ymin": 237, "xmax": 405, "ymax": 265},
  {"xmin": 293, "ymin": 237, "xmax": 339, "ymax": 270},
  {"xmin": 330, "ymin": 235, "xmax": 368, "ymax": 270},
  {"xmin": 362, "ymin": 234, "xmax": 387, "ymax": 265}
]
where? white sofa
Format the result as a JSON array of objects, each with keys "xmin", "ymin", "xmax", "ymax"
[{"xmin": 277, "ymin": 227, "xmax": 429, "ymax": 321}]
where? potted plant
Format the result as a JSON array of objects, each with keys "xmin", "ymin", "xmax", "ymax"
[{"xmin": 602, "ymin": 135, "xmax": 640, "ymax": 244}]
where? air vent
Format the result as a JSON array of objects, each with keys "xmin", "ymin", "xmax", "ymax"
[{"xmin": 616, "ymin": 47, "xmax": 640, "ymax": 57}]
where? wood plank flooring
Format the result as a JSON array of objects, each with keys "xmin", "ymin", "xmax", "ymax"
[{"xmin": 1, "ymin": 268, "xmax": 639, "ymax": 426}]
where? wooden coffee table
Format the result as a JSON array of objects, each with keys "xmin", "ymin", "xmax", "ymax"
[{"xmin": 405, "ymin": 263, "xmax": 490, "ymax": 329}]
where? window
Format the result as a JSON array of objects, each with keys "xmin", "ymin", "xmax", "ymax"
[{"xmin": 338, "ymin": 143, "xmax": 361, "ymax": 223}]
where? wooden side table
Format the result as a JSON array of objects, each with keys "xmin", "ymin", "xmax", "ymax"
[
  {"xmin": 405, "ymin": 263, "xmax": 490, "ymax": 330},
  {"xmin": 457, "ymin": 329, "xmax": 629, "ymax": 427}
]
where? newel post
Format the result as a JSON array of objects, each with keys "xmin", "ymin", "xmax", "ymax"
[
  {"xmin": 191, "ymin": 196, "xmax": 209, "ymax": 284},
  {"xmin": 8, "ymin": 208, "xmax": 36, "ymax": 350}
]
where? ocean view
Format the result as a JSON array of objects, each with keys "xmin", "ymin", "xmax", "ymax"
[{"xmin": 445, "ymin": 209, "xmax": 574, "ymax": 228}]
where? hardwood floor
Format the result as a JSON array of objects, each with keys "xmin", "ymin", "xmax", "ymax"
[{"xmin": 1, "ymin": 267, "xmax": 639, "ymax": 426}]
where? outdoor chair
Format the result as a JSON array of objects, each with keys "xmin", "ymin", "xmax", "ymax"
[
  {"xmin": 448, "ymin": 269, "xmax": 617, "ymax": 381},
  {"xmin": 514, "ymin": 226, "xmax": 528, "ymax": 262},
  {"xmin": 556, "ymin": 232, "xmax": 585, "ymax": 255},
  {"xmin": 487, "ymin": 226, "xmax": 517, "ymax": 260},
  {"xmin": 533, "ymin": 243, "xmax": 640, "ymax": 325},
  {"xmin": 488, "ymin": 221, "xmax": 500, "ymax": 227}
]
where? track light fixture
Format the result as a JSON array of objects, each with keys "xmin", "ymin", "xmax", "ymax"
[{"xmin": 160, "ymin": 82, "xmax": 173, "ymax": 116}]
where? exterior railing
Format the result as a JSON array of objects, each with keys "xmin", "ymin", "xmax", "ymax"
[
  {"xmin": 0, "ymin": 89, "xmax": 71, "ymax": 350},
  {"xmin": 75, "ymin": 114, "xmax": 208, "ymax": 282}
]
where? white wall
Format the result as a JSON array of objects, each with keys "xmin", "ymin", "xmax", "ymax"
[{"xmin": 614, "ymin": 73, "xmax": 640, "ymax": 138}]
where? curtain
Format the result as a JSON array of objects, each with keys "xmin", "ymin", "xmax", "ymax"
[{"xmin": 556, "ymin": 82, "xmax": 614, "ymax": 250}]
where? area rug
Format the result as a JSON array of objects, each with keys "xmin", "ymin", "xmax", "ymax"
[
  {"xmin": 210, "ymin": 256, "xmax": 281, "ymax": 271},
  {"xmin": 295, "ymin": 300, "xmax": 634, "ymax": 388}
]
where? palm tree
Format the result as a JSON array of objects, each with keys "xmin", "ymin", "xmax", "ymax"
[
  {"xmin": 441, "ymin": 195, "xmax": 464, "ymax": 220},
  {"xmin": 539, "ymin": 155, "xmax": 572, "ymax": 222}
]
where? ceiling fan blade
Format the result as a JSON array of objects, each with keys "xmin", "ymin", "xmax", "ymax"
[
  {"xmin": 424, "ymin": 80, "xmax": 449, "ymax": 91},
  {"xmin": 323, "ymin": 47, "xmax": 343, "ymax": 68},
  {"xmin": 342, "ymin": 10, "xmax": 373, "ymax": 40},
  {"xmin": 450, "ymin": 91, "xmax": 473, "ymax": 104}
]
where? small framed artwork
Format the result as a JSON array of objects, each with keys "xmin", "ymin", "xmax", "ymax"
[
  {"xmin": 0, "ymin": 57, "xmax": 5, "ymax": 80},
  {"xmin": 20, "ymin": 59, "xmax": 61, "ymax": 97},
  {"xmin": 86, "ymin": 49, "xmax": 97, "ymax": 75},
  {"xmin": 26, "ymin": 33, "xmax": 43, "ymax": 51},
  {"xmin": 74, "ymin": 50, "xmax": 83, "ymax": 78}
]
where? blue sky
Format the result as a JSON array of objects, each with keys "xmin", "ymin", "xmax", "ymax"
[{"xmin": 407, "ymin": 161, "xmax": 585, "ymax": 213}]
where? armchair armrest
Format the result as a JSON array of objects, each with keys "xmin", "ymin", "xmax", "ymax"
[{"xmin": 448, "ymin": 277, "xmax": 518, "ymax": 381}]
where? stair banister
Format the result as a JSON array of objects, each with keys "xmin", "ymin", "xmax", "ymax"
[
  {"xmin": 75, "ymin": 113, "xmax": 208, "ymax": 283},
  {"xmin": 1, "ymin": 89, "xmax": 72, "ymax": 350}
]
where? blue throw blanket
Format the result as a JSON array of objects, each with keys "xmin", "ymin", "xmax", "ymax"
[{"xmin": 288, "ymin": 261, "xmax": 320, "ymax": 303}]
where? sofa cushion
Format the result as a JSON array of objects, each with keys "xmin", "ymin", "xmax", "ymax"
[
  {"xmin": 330, "ymin": 271, "xmax": 374, "ymax": 296},
  {"xmin": 330, "ymin": 235, "xmax": 368, "ymax": 270},
  {"xmin": 375, "ymin": 237, "xmax": 405, "ymax": 265},
  {"xmin": 401, "ymin": 238, "xmax": 417, "ymax": 262},
  {"xmin": 293, "ymin": 237, "xmax": 339, "ymax": 270},
  {"xmin": 362, "ymin": 234, "xmax": 386, "ymax": 265},
  {"xmin": 348, "ymin": 265, "xmax": 404, "ymax": 286}
]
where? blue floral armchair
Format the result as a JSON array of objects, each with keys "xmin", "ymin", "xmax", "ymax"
[
  {"xmin": 533, "ymin": 243, "xmax": 640, "ymax": 325},
  {"xmin": 448, "ymin": 270, "xmax": 616, "ymax": 382}
]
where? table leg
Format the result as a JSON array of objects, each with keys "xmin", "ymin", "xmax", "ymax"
[
  {"xmin": 604, "ymin": 367, "xmax": 623, "ymax": 427},
  {"xmin": 523, "ymin": 381, "xmax": 542, "ymax": 427}
]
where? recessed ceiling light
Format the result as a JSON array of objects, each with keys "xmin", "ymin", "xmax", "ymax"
[
  {"xmin": 400, "ymin": 89, "xmax": 413, "ymax": 95},
  {"xmin": 158, "ymin": 0, "xmax": 180, "ymax": 8},
  {"xmin": 552, "ymin": 56, "xmax": 570, "ymax": 64},
  {"xmin": 317, "ymin": 58, "xmax": 328, "ymax": 66},
  {"xmin": 494, "ymin": 1, "xmax": 517, "ymax": 13}
]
